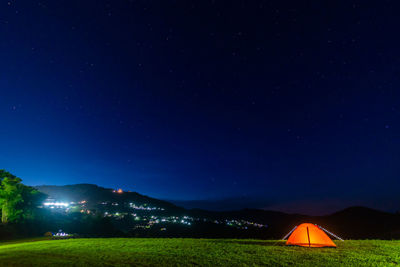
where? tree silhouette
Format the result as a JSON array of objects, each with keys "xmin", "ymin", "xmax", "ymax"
[{"xmin": 0, "ymin": 170, "xmax": 46, "ymax": 223}]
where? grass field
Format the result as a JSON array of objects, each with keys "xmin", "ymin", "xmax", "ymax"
[{"xmin": 0, "ymin": 238, "xmax": 399, "ymax": 266}]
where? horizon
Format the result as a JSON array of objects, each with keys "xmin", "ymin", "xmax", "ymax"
[
  {"xmin": 32, "ymin": 182, "xmax": 399, "ymax": 216},
  {"xmin": 1, "ymin": 1, "xmax": 399, "ymax": 216}
]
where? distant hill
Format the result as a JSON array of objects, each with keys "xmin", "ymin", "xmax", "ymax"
[
  {"xmin": 35, "ymin": 184, "xmax": 182, "ymax": 212},
  {"xmin": 35, "ymin": 184, "xmax": 400, "ymax": 239},
  {"xmin": 319, "ymin": 206, "xmax": 400, "ymax": 239}
]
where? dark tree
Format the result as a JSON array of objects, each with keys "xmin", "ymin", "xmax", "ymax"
[{"xmin": 0, "ymin": 170, "xmax": 46, "ymax": 224}]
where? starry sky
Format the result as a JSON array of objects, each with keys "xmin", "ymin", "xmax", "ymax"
[{"xmin": 1, "ymin": 1, "xmax": 399, "ymax": 214}]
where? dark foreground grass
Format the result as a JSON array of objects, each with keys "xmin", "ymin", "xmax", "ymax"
[{"xmin": 0, "ymin": 238, "xmax": 399, "ymax": 266}]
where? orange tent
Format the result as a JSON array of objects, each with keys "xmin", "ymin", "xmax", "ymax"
[{"xmin": 285, "ymin": 223, "xmax": 337, "ymax": 248}]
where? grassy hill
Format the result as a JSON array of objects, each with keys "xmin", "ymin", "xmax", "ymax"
[{"xmin": 0, "ymin": 238, "xmax": 399, "ymax": 266}]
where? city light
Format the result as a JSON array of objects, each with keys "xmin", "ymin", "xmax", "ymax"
[{"xmin": 43, "ymin": 202, "xmax": 69, "ymax": 207}]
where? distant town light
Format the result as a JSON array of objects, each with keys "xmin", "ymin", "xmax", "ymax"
[
  {"xmin": 53, "ymin": 230, "xmax": 69, "ymax": 237},
  {"xmin": 43, "ymin": 202, "xmax": 69, "ymax": 207}
]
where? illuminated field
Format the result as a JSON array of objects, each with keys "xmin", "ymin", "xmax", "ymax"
[{"xmin": 0, "ymin": 238, "xmax": 399, "ymax": 266}]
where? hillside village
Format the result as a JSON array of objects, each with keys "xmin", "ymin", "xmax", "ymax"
[{"xmin": 38, "ymin": 184, "xmax": 268, "ymax": 235}]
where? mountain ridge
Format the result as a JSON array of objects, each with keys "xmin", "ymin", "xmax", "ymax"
[{"xmin": 35, "ymin": 183, "xmax": 400, "ymax": 239}]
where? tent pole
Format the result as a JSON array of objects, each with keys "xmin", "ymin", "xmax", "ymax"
[
  {"xmin": 317, "ymin": 225, "xmax": 344, "ymax": 241},
  {"xmin": 281, "ymin": 226, "xmax": 297, "ymax": 240}
]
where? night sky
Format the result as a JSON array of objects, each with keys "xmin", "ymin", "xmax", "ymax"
[{"xmin": 1, "ymin": 1, "xmax": 399, "ymax": 214}]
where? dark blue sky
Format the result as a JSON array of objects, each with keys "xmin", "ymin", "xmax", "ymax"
[{"xmin": 1, "ymin": 1, "xmax": 399, "ymax": 214}]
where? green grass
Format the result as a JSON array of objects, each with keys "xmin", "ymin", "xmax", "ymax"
[{"xmin": 0, "ymin": 238, "xmax": 399, "ymax": 266}]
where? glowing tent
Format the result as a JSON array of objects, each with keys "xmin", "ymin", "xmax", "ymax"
[{"xmin": 283, "ymin": 223, "xmax": 342, "ymax": 248}]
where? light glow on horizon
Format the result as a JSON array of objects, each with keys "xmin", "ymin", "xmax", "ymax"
[{"xmin": 43, "ymin": 202, "xmax": 69, "ymax": 207}]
